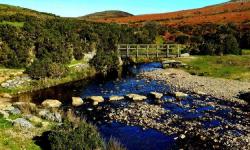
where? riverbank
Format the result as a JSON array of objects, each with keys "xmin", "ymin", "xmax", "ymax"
[
  {"xmin": 0, "ymin": 65, "xmax": 96, "ymax": 96},
  {"xmin": 141, "ymin": 68, "xmax": 250, "ymax": 104}
]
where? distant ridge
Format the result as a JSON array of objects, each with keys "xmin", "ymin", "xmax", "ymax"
[
  {"xmin": 0, "ymin": 4, "xmax": 57, "ymax": 19},
  {"xmin": 97, "ymin": 2, "xmax": 250, "ymax": 25},
  {"xmin": 79, "ymin": 10, "xmax": 133, "ymax": 21}
]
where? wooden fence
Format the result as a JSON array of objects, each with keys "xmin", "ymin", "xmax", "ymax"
[{"xmin": 117, "ymin": 44, "xmax": 184, "ymax": 58}]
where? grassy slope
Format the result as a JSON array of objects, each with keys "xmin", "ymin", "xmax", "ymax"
[
  {"xmin": 0, "ymin": 116, "xmax": 41, "ymax": 150},
  {"xmin": 79, "ymin": 10, "xmax": 133, "ymax": 21},
  {"xmin": 99, "ymin": 2, "xmax": 250, "ymax": 25},
  {"xmin": 176, "ymin": 55, "xmax": 250, "ymax": 81},
  {"xmin": 0, "ymin": 4, "xmax": 57, "ymax": 19}
]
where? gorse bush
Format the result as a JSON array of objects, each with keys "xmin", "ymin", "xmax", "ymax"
[
  {"xmin": 26, "ymin": 58, "xmax": 68, "ymax": 79},
  {"xmin": 47, "ymin": 119, "xmax": 104, "ymax": 150},
  {"xmin": 90, "ymin": 51, "xmax": 120, "ymax": 73}
]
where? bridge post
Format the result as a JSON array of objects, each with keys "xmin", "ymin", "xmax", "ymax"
[{"xmin": 126, "ymin": 44, "xmax": 129, "ymax": 57}]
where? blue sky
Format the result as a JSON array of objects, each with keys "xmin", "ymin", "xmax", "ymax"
[{"xmin": 0, "ymin": 0, "xmax": 229, "ymax": 17}]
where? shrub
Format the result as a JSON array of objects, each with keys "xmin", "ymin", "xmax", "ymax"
[
  {"xmin": 223, "ymin": 34, "xmax": 241, "ymax": 55},
  {"xmin": 26, "ymin": 58, "xmax": 68, "ymax": 79},
  {"xmin": 90, "ymin": 51, "xmax": 120, "ymax": 73},
  {"xmin": 47, "ymin": 119, "xmax": 104, "ymax": 150},
  {"xmin": 106, "ymin": 138, "xmax": 126, "ymax": 150}
]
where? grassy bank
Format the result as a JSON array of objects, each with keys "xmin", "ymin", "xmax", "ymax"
[
  {"xmin": 0, "ymin": 115, "xmax": 46, "ymax": 150},
  {"xmin": 0, "ymin": 62, "xmax": 96, "ymax": 95},
  {"xmin": 175, "ymin": 55, "xmax": 250, "ymax": 81}
]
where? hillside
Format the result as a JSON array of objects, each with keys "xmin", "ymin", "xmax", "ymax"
[
  {"xmin": 79, "ymin": 10, "xmax": 133, "ymax": 21},
  {"xmin": 97, "ymin": 2, "xmax": 250, "ymax": 25},
  {"xmin": 0, "ymin": 4, "xmax": 57, "ymax": 19}
]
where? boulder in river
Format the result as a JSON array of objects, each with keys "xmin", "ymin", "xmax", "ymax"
[
  {"xmin": 109, "ymin": 96, "xmax": 124, "ymax": 101},
  {"xmin": 174, "ymin": 92, "xmax": 188, "ymax": 100},
  {"xmin": 42, "ymin": 99, "xmax": 62, "ymax": 108},
  {"xmin": 150, "ymin": 92, "xmax": 163, "ymax": 99},
  {"xmin": 126, "ymin": 94, "xmax": 147, "ymax": 101},
  {"xmin": 72, "ymin": 97, "xmax": 84, "ymax": 107},
  {"xmin": 88, "ymin": 96, "xmax": 104, "ymax": 103}
]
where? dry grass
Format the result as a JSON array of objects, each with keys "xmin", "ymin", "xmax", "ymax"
[{"xmin": 106, "ymin": 138, "xmax": 127, "ymax": 150}]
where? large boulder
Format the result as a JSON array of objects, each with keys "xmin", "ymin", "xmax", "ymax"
[
  {"xmin": 126, "ymin": 94, "xmax": 147, "ymax": 101},
  {"xmin": 174, "ymin": 92, "xmax": 188, "ymax": 100},
  {"xmin": 109, "ymin": 96, "xmax": 124, "ymax": 101},
  {"xmin": 72, "ymin": 97, "xmax": 84, "ymax": 107},
  {"xmin": 13, "ymin": 118, "xmax": 34, "ymax": 129},
  {"xmin": 9, "ymin": 108, "xmax": 21, "ymax": 115},
  {"xmin": 38, "ymin": 109, "xmax": 62, "ymax": 122},
  {"xmin": 88, "ymin": 96, "xmax": 104, "ymax": 103},
  {"xmin": 88, "ymin": 96, "xmax": 104, "ymax": 105},
  {"xmin": 42, "ymin": 99, "xmax": 62, "ymax": 108},
  {"xmin": 150, "ymin": 92, "xmax": 163, "ymax": 99}
]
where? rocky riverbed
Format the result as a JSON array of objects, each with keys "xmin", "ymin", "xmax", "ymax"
[
  {"xmin": 106, "ymin": 93, "xmax": 250, "ymax": 149},
  {"xmin": 141, "ymin": 68, "xmax": 250, "ymax": 104}
]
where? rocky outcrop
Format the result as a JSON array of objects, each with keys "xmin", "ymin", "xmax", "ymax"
[
  {"xmin": 1, "ymin": 76, "xmax": 31, "ymax": 88},
  {"xmin": 38, "ymin": 109, "xmax": 62, "ymax": 122},
  {"xmin": 72, "ymin": 97, "xmax": 84, "ymax": 107},
  {"xmin": 13, "ymin": 118, "xmax": 34, "ymax": 129},
  {"xmin": 42, "ymin": 99, "xmax": 62, "ymax": 108},
  {"xmin": 126, "ymin": 94, "xmax": 147, "ymax": 101}
]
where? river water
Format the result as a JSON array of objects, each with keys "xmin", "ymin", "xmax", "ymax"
[{"xmin": 17, "ymin": 62, "xmax": 249, "ymax": 150}]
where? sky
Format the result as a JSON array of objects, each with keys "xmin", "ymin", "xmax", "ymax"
[{"xmin": 0, "ymin": 0, "xmax": 229, "ymax": 17}]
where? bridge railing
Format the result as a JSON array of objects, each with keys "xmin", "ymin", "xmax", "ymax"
[{"xmin": 117, "ymin": 44, "xmax": 185, "ymax": 58}]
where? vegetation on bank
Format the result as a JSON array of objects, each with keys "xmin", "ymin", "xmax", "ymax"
[
  {"xmin": 0, "ymin": 115, "xmax": 43, "ymax": 150},
  {"xmin": 176, "ymin": 55, "xmax": 250, "ymax": 81}
]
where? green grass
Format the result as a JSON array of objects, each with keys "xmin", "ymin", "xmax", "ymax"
[
  {"xmin": 0, "ymin": 21, "xmax": 24, "ymax": 27},
  {"xmin": 0, "ymin": 115, "xmax": 41, "ymax": 150},
  {"xmin": 242, "ymin": 49, "xmax": 250, "ymax": 55},
  {"xmin": 176, "ymin": 55, "xmax": 250, "ymax": 81}
]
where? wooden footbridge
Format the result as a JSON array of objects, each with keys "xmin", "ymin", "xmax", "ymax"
[{"xmin": 117, "ymin": 44, "xmax": 185, "ymax": 59}]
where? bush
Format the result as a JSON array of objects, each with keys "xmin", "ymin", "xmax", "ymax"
[
  {"xmin": 90, "ymin": 51, "xmax": 120, "ymax": 73},
  {"xmin": 26, "ymin": 58, "xmax": 68, "ymax": 79},
  {"xmin": 223, "ymin": 34, "xmax": 241, "ymax": 55},
  {"xmin": 47, "ymin": 119, "xmax": 104, "ymax": 150}
]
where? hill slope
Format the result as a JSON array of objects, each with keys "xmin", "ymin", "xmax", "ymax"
[
  {"xmin": 98, "ymin": 2, "xmax": 250, "ymax": 25},
  {"xmin": 79, "ymin": 10, "xmax": 133, "ymax": 21},
  {"xmin": 0, "ymin": 4, "xmax": 57, "ymax": 19}
]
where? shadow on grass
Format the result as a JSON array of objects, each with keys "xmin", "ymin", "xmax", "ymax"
[{"xmin": 33, "ymin": 131, "xmax": 52, "ymax": 150}]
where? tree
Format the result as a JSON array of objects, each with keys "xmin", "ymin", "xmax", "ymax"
[
  {"xmin": 223, "ymin": 34, "xmax": 241, "ymax": 55},
  {"xmin": 241, "ymin": 31, "xmax": 250, "ymax": 49},
  {"xmin": 176, "ymin": 35, "xmax": 189, "ymax": 44}
]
